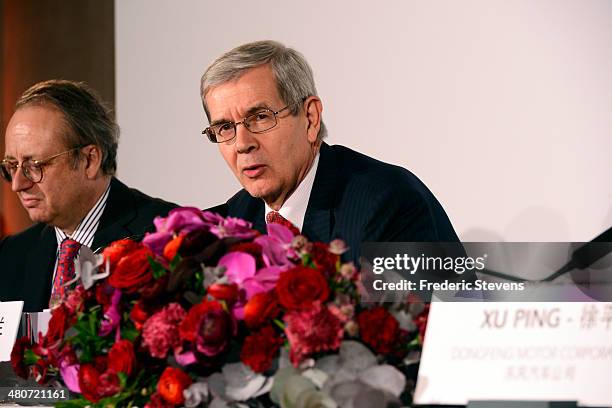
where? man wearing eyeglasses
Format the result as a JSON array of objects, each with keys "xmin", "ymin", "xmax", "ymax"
[
  {"xmin": 0, "ymin": 80, "xmax": 176, "ymax": 312},
  {"xmin": 201, "ymin": 41, "xmax": 461, "ymax": 262}
]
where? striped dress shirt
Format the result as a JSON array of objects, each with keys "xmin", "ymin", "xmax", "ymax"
[{"xmin": 51, "ymin": 182, "xmax": 111, "ymax": 289}]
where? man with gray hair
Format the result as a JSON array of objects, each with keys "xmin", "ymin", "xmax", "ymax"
[
  {"xmin": 201, "ymin": 40, "xmax": 460, "ymax": 261},
  {"xmin": 0, "ymin": 80, "xmax": 176, "ymax": 311}
]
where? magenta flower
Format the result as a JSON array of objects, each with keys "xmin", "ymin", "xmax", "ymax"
[
  {"xmin": 99, "ymin": 289, "xmax": 122, "ymax": 338},
  {"xmin": 144, "ymin": 207, "xmax": 209, "ymax": 255},
  {"xmin": 254, "ymin": 223, "xmax": 296, "ymax": 267},
  {"xmin": 206, "ymin": 214, "xmax": 258, "ymax": 239},
  {"xmin": 218, "ymin": 252, "xmax": 282, "ymax": 319},
  {"xmin": 174, "ymin": 349, "xmax": 197, "ymax": 366},
  {"xmin": 59, "ymin": 361, "xmax": 80, "ymax": 393}
]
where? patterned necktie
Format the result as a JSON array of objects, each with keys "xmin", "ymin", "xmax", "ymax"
[
  {"xmin": 266, "ymin": 211, "xmax": 300, "ymax": 235},
  {"xmin": 50, "ymin": 238, "xmax": 82, "ymax": 307}
]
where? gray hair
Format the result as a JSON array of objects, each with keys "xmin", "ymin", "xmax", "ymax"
[
  {"xmin": 15, "ymin": 79, "xmax": 119, "ymax": 175},
  {"xmin": 200, "ymin": 40, "xmax": 327, "ymax": 140}
]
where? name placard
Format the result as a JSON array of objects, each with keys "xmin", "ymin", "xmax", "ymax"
[
  {"xmin": 0, "ymin": 301, "xmax": 24, "ymax": 362},
  {"xmin": 415, "ymin": 302, "xmax": 612, "ymax": 407}
]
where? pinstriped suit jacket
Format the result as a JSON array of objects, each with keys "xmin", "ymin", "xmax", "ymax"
[{"xmin": 225, "ymin": 143, "xmax": 461, "ymax": 262}]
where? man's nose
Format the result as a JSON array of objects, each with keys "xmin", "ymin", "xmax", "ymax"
[
  {"xmin": 11, "ymin": 167, "xmax": 34, "ymax": 192},
  {"xmin": 234, "ymin": 124, "xmax": 258, "ymax": 154}
]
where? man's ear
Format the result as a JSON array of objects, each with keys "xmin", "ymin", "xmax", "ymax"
[
  {"xmin": 304, "ymin": 96, "xmax": 323, "ymax": 144},
  {"xmin": 82, "ymin": 145, "xmax": 103, "ymax": 179}
]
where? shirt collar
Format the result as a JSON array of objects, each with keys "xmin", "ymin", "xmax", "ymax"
[
  {"xmin": 55, "ymin": 182, "xmax": 111, "ymax": 249},
  {"xmin": 264, "ymin": 152, "xmax": 320, "ymax": 231}
]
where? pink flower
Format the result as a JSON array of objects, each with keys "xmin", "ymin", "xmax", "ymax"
[
  {"xmin": 64, "ymin": 285, "xmax": 87, "ymax": 314},
  {"xmin": 99, "ymin": 288, "xmax": 122, "ymax": 338},
  {"xmin": 205, "ymin": 214, "xmax": 258, "ymax": 239},
  {"xmin": 144, "ymin": 207, "xmax": 209, "ymax": 255},
  {"xmin": 284, "ymin": 302, "xmax": 344, "ymax": 365},
  {"xmin": 254, "ymin": 223, "xmax": 296, "ymax": 267},
  {"xmin": 218, "ymin": 252, "xmax": 282, "ymax": 319},
  {"xmin": 142, "ymin": 303, "xmax": 186, "ymax": 359},
  {"xmin": 59, "ymin": 361, "xmax": 80, "ymax": 393}
]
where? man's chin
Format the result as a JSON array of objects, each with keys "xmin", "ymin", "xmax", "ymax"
[
  {"xmin": 244, "ymin": 185, "xmax": 279, "ymax": 204},
  {"xmin": 25, "ymin": 208, "xmax": 51, "ymax": 224}
]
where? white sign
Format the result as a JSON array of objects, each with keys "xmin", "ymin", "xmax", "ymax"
[
  {"xmin": 415, "ymin": 302, "xmax": 612, "ymax": 407},
  {"xmin": 0, "ymin": 301, "xmax": 24, "ymax": 362}
]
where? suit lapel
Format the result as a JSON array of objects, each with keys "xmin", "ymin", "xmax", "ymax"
[
  {"xmin": 92, "ymin": 178, "xmax": 138, "ymax": 251},
  {"xmin": 302, "ymin": 143, "xmax": 337, "ymax": 243},
  {"xmin": 227, "ymin": 191, "xmax": 266, "ymax": 234},
  {"xmin": 22, "ymin": 225, "xmax": 57, "ymax": 311}
]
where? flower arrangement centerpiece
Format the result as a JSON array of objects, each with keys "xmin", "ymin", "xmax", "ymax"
[{"xmin": 11, "ymin": 208, "xmax": 429, "ymax": 408}]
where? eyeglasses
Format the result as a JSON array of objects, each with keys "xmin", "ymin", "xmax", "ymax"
[
  {"xmin": 0, "ymin": 147, "xmax": 82, "ymax": 183},
  {"xmin": 202, "ymin": 100, "xmax": 302, "ymax": 144}
]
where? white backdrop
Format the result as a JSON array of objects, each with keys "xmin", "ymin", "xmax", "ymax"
[{"xmin": 115, "ymin": 0, "xmax": 612, "ymax": 241}]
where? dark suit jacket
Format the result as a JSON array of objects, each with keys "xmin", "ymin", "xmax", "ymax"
[
  {"xmin": 0, "ymin": 177, "xmax": 177, "ymax": 312},
  {"xmin": 224, "ymin": 143, "xmax": 461, "ymax": 262}
]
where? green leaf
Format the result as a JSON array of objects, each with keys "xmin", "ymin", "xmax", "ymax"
[
  {"xmin": 55, "ymin": 398, "xmax": 91, "ymax": 408},
  {"xmin": 118, "ymin": 371, "xmax": 128, "ymax": 388},
  {"xmin": 23, "ymin": 348, "xmax": 40, "ymax": 365},
  {"xmin": 121, "ymin": 325, "xmax": 140, "ymax": 342},
  {"xmin": 169, "ymin": 253, "xmax": 182, "ymax": 270},
  {"xmin": 148, "ymin": 256, "xmax": 167, "ymax": 279}
]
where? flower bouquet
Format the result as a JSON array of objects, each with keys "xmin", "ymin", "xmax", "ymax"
[{"xmin": 11, "ymin": 208, "xmax": 428, "ymax": 407}]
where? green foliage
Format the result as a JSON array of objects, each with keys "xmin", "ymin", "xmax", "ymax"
[
  {"xmin": 148, "ymin": 256, "xmax": 167, "ymax": 279},
  {"xmin": 67, "ymin": 307, "xmax": 112, "ymax": 363}
]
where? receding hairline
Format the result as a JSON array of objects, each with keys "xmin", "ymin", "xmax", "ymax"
[{"xmin": 11, "ymin": 100, "xmax": 81, "ymax": 148}]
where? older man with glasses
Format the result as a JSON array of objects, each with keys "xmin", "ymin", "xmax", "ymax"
[
  {"xmin": 201, "ymin": 40, "xmax": 461, "ymax": 262},
  {"xmin": 0, "ymin": 80, "xmax": 176, "ymax": 312}
]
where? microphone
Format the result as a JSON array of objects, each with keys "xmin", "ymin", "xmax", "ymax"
[{"xmin": 542, "ymin": 226, "xmax": 612, "ymax": 282}]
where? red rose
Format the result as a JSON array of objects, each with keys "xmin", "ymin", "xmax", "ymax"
[
  {"xmin": 195, "ymin": 302, "xmax": 235, "ymax": 357},
  {"xmin": 145, "ymin": 392, "xmax": 174, "ymax": 408},
  {"xmin": 179, "ymin": 300, "xmax": 236, "ymax": 358},
  {"xmin": 32, "ymin": 359, "xmax": 50, "ymax": 384},
  {"xmin": 97, "ymin": 369, "xmax": 121, "ymax": 399},
  {"xmin": 103, "ymin": 238, "xmax": 140, "ymax": 268},
  {"xmin": 240, "ymin": 326, "xmax": 283, "ymax": 372},
  {"xmin": 10, "ymin": 336, "xmax": 31, "ymax": 379},
  {"xmin": 130, "ymin": 301, "xmax": 150, "ymax": 330},
  {"xmin": 108, "ymin": 245, "xmax": 155, "ymax": 293},
  {"xmin": 276, "ymin": 266, "xmax": 329, "ymax": 310},
  {"xmin": 357, "ymin": 307, "xmax": 400, "ymax": 354},
  {"xmin": 179, "ymin": 301, "xmax": 213, "ymax": 342},
  {"xmin": 243, "ymin": 291, "xmax": 279, "ymax": 329},
  {"xmin": 79, "ymin": 363, "xmax": 101, "ymax": 402},
  {"xmin": 310, "ymin": 242, "xmax": 339, "ymax": 277},
  {"xmin": 43, "ymin": 304, "xmax": 70, "ymax": 349},
  {"xmin": 163, "ymin": 235, "xmax": 184, "ymax": 261},
  {"xmin": 207, "ymin": 283, "xmax": 239, "ymax": 304},
  {"xmin": 95, "ymin": 282, "xmax": 115, "ymax": 311},
  {"xmin": 157, "ymin": 367, "xmax": 192, "ymax": 405},
  {"xmin": 108, "ymin": 340, "xmax": 136, "ymax": 376}
]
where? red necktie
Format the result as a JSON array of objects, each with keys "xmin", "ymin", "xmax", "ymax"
[
  {"xmin": 50, "ymin": 238, "xmax": 82, "ymax": 307},
  {"xmin": 266, "ymin": 211, "xmax": 300, "ymax": 235}
]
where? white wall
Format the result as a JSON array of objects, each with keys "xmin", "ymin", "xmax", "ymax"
[{"xmin": 115, "ymin": 0, "xmax": 612, "ymax": 241}]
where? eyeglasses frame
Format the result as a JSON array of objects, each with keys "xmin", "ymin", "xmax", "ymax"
[
  {"xmin": 1, "ymin": 146, "xmax": 84, "ymax": 183},
  {"xmin": 202, "ymin": 100, "xmax": 304, "ymax": 144}
]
